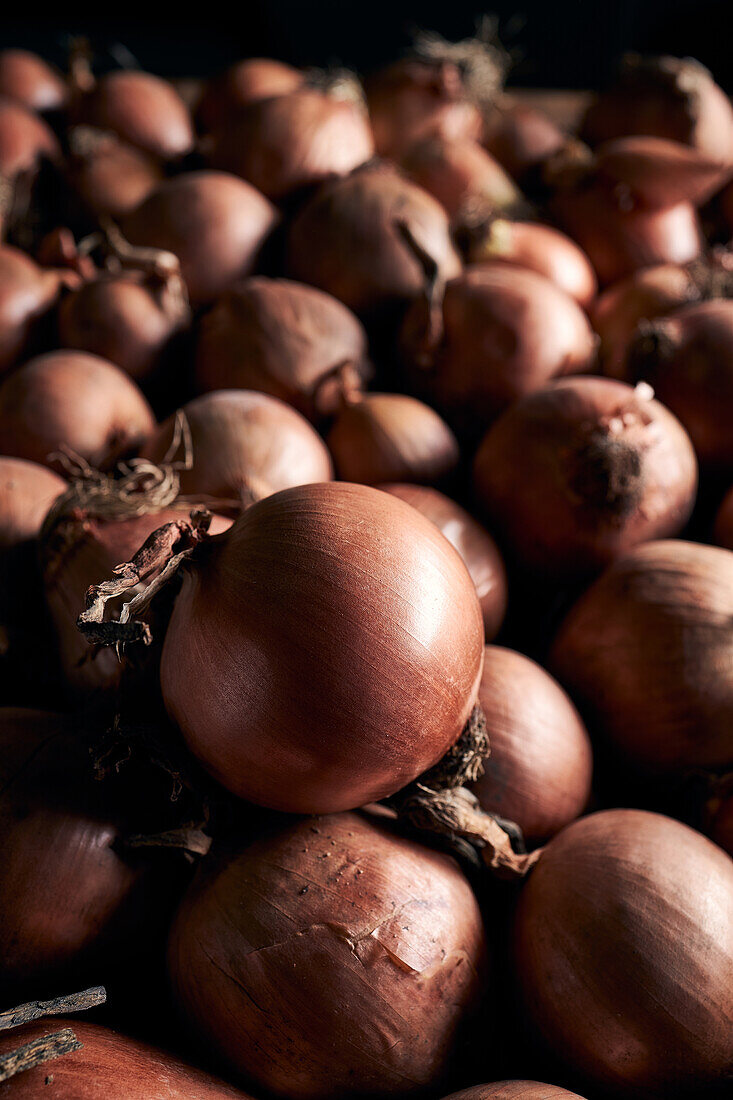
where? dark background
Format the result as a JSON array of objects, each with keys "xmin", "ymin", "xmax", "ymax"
[{"xmin": 0, "ymin": 3, "xmax": 731, "ymax": 90}]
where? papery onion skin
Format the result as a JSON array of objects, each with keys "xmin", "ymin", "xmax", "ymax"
[
  {"xmin": 714, "ymin": 485, "xmax": 733, "ymax": 550},
  {"xmin": 0, "ymin": 244, "xmax": 62, "ymax": 375},
  {"xmin": 0, "ymin": 94, "xmax": 59, "ymax": 178},
  {"xmin": 76, "ymin": 69, "xmax": 195, "ymax": 161},
  {"xmin": 483, "ymin": 103, "xmax": 567, "ymax": 183},
  {"xmin": 550, "ymin": 540, "xmax": 733, "ymax": 772},
  {"xmin": 399, "ymin": 136, "xmax": 522, "ymax": 222},
  {"xmin": 0, "ymin": 48, "xmax": 68, "ymax": 113},
  {"xmin": 140, "ymin": 390, "xmax": 333, "ymax": 509},
  {"xmin": 0, "ymin": 1020, "xmax": 253, "ymax": 1099},
  {"xmin": 194, "ymin": 277, "xmax": 370, "ymax": 422},
  {"xmin": 0, "ymin": 350, "xmax": 155, "ymax": 470},
  {"xmin": 197, "ymin": 58, "xmax": 304, "ymax": 132},
  {"xmin": 471, "ymin": 646, "xmax": 592, "ymax": 844},
  {"xmin": 440, "ymin": 1084, "xmax": 587, "ymax": 1099},
  {"xmin": 160, "ymin": 482, "xmax": 484, "ymax": 812},
  {"xmin": 121, "ymin": 171, "xmax": 278, "ymax": 307},
  {"xmin": 380, "ymin": 483, "xmax": 507, "ymax": 639},
  {"xmin": 287, "ymin": 162, "xmax": 461, "ymax": 318},
  {"xmin": 207, "ymin": 88, "xmax": 375, "ymax": 201},
  {"xmin": 168, "ymin": 811, "xmax": 486, "ymax": 1100},
  {"xmin": 514, "ymin": 809, "xmax": 733, "ymax": 1096},
  {"xmin": 66, "ymin": 129, "xmax": 163, "ymax": 220},
  {"xmin": 469, "ymin": 220, "xmax": 597, "ymax": 306},
  {"xmin": 474, "ymin": 378, "xmax": 697, "ymax": 578},
  {"xmin": 327, "ymin": 393, "xmax": 459, "ymax": 487},
  {"xmin": 0, "ymin": 456, "xmax": 65, "ymax": 548}
]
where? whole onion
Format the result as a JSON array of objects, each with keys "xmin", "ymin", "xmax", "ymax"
[
  {"xmin": 0, "ymin": 1020, "xmax": 253, "ymax": 1098},
  {"xmin": 441, "ymin": 1086, "xmax": 587, "ymax": 1099},
  {"xmin": 194, "ymin": 276, "xmax": 371, "ymax": 422},
  {"xmin": 514, "ymin": 809, "xmax": 733, "ymax": 1096},
  {"xmin": 196, "ymin": 57, "xmax": 304, "ymax": 131},
  {"xmin": 474, "ymin": 378, "xmax": 697, "ymax": 578},
  {"xmin": 327, "ymin": 392, "xmax": 459, "ymax": 486},
  {"xmin": 401, "ymin": 263, "xmax": 596, "ymax": 431},
  {"xmin": 714, "ymin": 485, "xmax": 733, "ymax": 550},
  {"xmin": 471, "ymin": 646, "xmax": 592, "ymax": 844},
  {"xmin": 0, "ymin": 48, "xmax": 68, "ymax": 113},
  {"xmin": 468, "ymin": 220, "xmax": 597, "ymax": 306},
  {"xmin": 207, "ymin": 87, "xmax": 375, "ymax": 201},
  {"xmin": 287, "ymin": 162, "xmax": 461, "ymax": 318},
  {"xmin": 0, "ymin": 350, "xmax": 155, "ymax": 470},
  {"xmin": 628, "ymin": 299, "xmax": 733, "ymax": 470},
  {"xmin": 0, "ymin": 243, "xmax": 65, "ymax": 375},
  {"xmin": 0, "ymin": 94, "xmax": 59, "ymax": 179},
  {"xmin": 594, "ymin": 135, "xmax": 733, "ymax": 209},
  {"xmin": 550, "ymin": 540, "xmax": 733, "ymax": 772},
  {"xmin": 168, "ymin": 810, "xmax": 486, "ymax": 1099},
  {"xmin": 0, "ymin": 456, "xmax": 64, "ymax": 549},
  {"xmin": 121, "ymin": 171, "xmax": 278, "ymax": 306},
  {"xmin": 140, "ymin": 390, "xmax": 333, "ymax": 510},
  {"xmin": 399, "ymin": 136, "xmax": 523, "ymax": 223},
  {"xmin": 75, "ymin": 69, "xmax": 195, "ymax": 161},
  {"xmin": 380, "ymin": 483, "xmax": 507, "ymax": 639},
  {"xmin": 483, "ymin": 102, "xmax": 567, "ymax": 184},
  {"xmin": 65, "ymin": 127, "xmax": 163, "ymax": 220}
]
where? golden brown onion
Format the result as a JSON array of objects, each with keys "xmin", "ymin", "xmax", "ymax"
[
  {"xmin": 0, "ymin": 456, "xmax": 64, "ymax": 549},
  {"xmin": 399, "ymin": 135, "xmax": 523, "ymax": 222},
  {"xmin": 196, "ymin": 57, "xmax": 304, "ymax": 131},
  {"xmin": 0, "ymin": 244, "xmax": 63, "ymax": 375},
  {"xmin": 469, "ymin": 220, "xmax": 597, "ymax": 306},
  {"xmin": 76, "ymin": 69, "xmax": 195, "ymax": 160},
  {"xmin": 0, "ymin": 48, "xmax": 68, "ymax": 113}
]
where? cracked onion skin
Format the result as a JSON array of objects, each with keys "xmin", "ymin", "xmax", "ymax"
[
  {"xmin": 514, "ymin": 809, "xmax": 733, "ymax": 1097},
  {"xmin": 441, "ymin": 1085, "xmax": 586, "ymax": 1099},
  {"xmin": 168, "ymin": 811, "xmax": 486, "ymax": 1100},
  {"xmin": 474, "ymin": 378, "xmax": 697, "ymax": 579},
  {"xmin": 197, "ymin": 58, "xmax": 304, "ymax": 131},
  {"xmin": 550, "ymin": 540, "xmax": 733, "ymax": 773},
  {"xmin": 76, "ymin": 69, "xmax": 195, "ymax": 161},
  {"xmin": 0, "ymin": 49, "xmax": 68, "ymax": 113},
  {"xmin": 159, "ymin": 481, "xmax": 484, "ymax": 812}
]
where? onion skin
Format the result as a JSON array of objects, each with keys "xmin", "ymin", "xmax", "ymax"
[
  {"xmin": 66, "ymin": 128, "xmax": 163, "ymax": 220},
  {"xmin": 514, "ymin": 809, "xmax": 733, "ymax": 1097},
  {"xmin": 121, "ymin": 171, "xmax": 278, "ymax": 307},
  {"xmin": 471, "ymin": 646, "xmax": 592, "ymax": 844},
  {"xmin": 140, "ymin": 390, "xmax": 333, "ymax": 509},
  {"xmin": 399, "ymin": 136, "xmax": 523, "ymax": 222},
  {"xmin": 0, "ymin": 1020, "xmax": 253, "ymax": 1099},
  {"xmin": 380, "ymin": 483, "xmax": 507, "ymax": 639},
  {"xmin": 469, "ymin": 220, "xmax": 597, "ymax": 306},
  {"xmin": 195, "ymin": 277, "xmax": 370, "ymax": 421},
  {"xmin": 0, "ymin": 244, "xmax": 63, "ymax": 375},
  {"xmin": 550, "ymin": 540, "xmax": 733, "ymax": 772},
  {"xmin": 197, "ymin": 58, "xmax": 304, "ymax": 131},
  {"xmin": 0, "ymin": 49, "xmax": 68, "ymax": 113},
  {"xmin": 0, "ymin": 350, "xmax": 155, "ymax": 470},
  {"xmin": 76, "ymin": 69, "xmax": 195, "ymax": 161},
  {"xmin": 327, "ymin": 392, "xmax": 459, "ymax": 487},
  {"xmin": 168, "ymin": 811, "xmax": 486, "ymax": 1100},
  {"xmin": 594, "ymin": 135, "xmax": 733, "ymax": 209},
  {"xmin": 0, "ymin": 94, "xmax": 59, "ymax": 178},
  {"xmin": 483, "ymin": 103, "xmax": 567, "ymax": 183},
  {"xmin": 159, "ymin": 482, "xmax": 484, "ymax": 812},
  {"xmin": 714, "ymin": 485, "xmax": 733, "ymax": 550},
  {"xmin": 441, "ymin": 1085, "xmax": 586, "ymax": 1099},
  {"xmin": 0, "ymin": 456, "xmax": 64, "ymax": 549},
  {"xmin": 207, "ymin": 88, "xmax": 375, "ymax": 201},
  {"xmin": 287, "ymin": 162, "xmax": 461, "ymax": 318}
]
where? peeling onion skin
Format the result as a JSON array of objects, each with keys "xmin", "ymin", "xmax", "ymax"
[
  {"xmin": 140, "ymin": 390, "xmax": 333, "ymax": 510},
  {"xmin": 121, "ymin": 171, "xmax": 278, "ymax": 307},
  {"xmin": 483, "ymin": 103, "xmax": 567, "ymax": 184},
  {"xmin": 514, "ymin": 809, "xmax": 733, "ymax": 1097},
  {"xmin": 714, "ymin": 485, "xmax": 733, "ymax": 551},
  {"xmin": 0, "ymin": 350, "xmax": 155, "ymax": 471},
  {"xmin": 194, "ymin": 277, "xmax": 371, "ymax": 422},
  {"xmin": 399, "ymin": 136, "xmax": 523, "ymax": 222},
  {"xmin": 0, "ymin": 244, "xmax": 64, "ymax": 376},
  {"xmin": 168, "ymin": 811, "xmax": 486, "ymax": 1100},
  {"xmin": 550, "ymin": 540, "xmax": 733, "ymax": 773},
  {"xmin": 380, "ymin": 483, "xmax": 507, "ymax": 640},
  {"xmin": 327, "ymin": 393, "xmax": 459, "ymax": 487},
  {"xmin": 160, "ymin": 482, "xmax": 484, "ymax": 812},
  {"xmin": 0, "ymin": 1020, "xmax": 254, "ymax": 1099},
  {"xmin": 472, "ymin": 647, "xmax": 592, "ymax": 845},
  {"xmin": 196, "ymin": 58, "xmax": 304, "ymax": 132},
  {"xmin": 474, "ymin": 378, "xmax": 698, "ymax": 579},
  {"xmin": 0, "ymin": 95, "xmax": 59, "ymax": 179},
  {"xmin": 441, "ymin": 1084, "xmax": 587, "ymax": 1099},
  {"xmin": 76, "ymin": 70, "xmax": 195, "ymax": 161},
  {"xmin": 0, "ymin": 456, "xmax": 65, "ymax": 549},
  {"xmin": 0, "ymin": 49, "xmax": 68, "ymax": 113}
]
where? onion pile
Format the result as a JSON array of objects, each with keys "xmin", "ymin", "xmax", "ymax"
[
  {"xmin": 0, "ymin": 243, "xmax": 66, "ymax": 374},
  {"xmin": 0, "ymin": 48, "xmax": 68, "ymax": 113},
  {"xmin": 168, "ymin": 811, "xmax": 486, "ymax": 1100},
  {"xmin": 399, "ymin": 135, "xmax": 523, "ymax": 223},
  {"xmin": 74, "ymin": 69, "xmax": 195, "ymax": 161},
  {"xmin": 196, "ymin": 57, "xmax": 304, "ymax": 131}
]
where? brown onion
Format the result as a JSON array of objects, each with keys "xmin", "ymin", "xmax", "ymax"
[
  {"xmin": 628, "ymin": 299, "xmax": 733, "ymax": 470},
  {"xmin": 0, "ymin": 350, "xmax": 155, "ymax": 470},
  {"xmin": 474, "ymin": 378, "xmax": 697, "ymax": 578},
  {"xmin": 594, "ymin": 135, "xmax": 733, "ymax": 209},
  {"xmin": 327, "ymin": 392, "xmax": 459, "ymax": 486},
  {"xmin": 714, "ymin": 485, "xmax": 733, "ymax": 550},
  {"xmin": 514, "ymin": 809, "xmax": 733, "ymax": 1096},
  {"xmin": 75, "ymin": 69, "xmax": 195, "ymax": 161},
  {"xmin": 287, "ymin": 162, "xmax": 461, "ymax": 318},
  {"xmin": 0, "ymin": 49, "xmax": 68, "ymax": 113},
  {"xmin": 195, "ymin": 276, "xmax": 371, "ymax": 421},
  {"xmin": 471, "ymin": 646, "xmax": 592, "ymax": 844},
  {"xmin": 207, "ymin": 88, "xmax": 374, "ymax": 201},
  {"xmin": 0, "ymin": 94, "xmax": 59, "ymax": 179},
  {"xmin": 65, "ymin": 126, "xmax": 163, "ymax": 220},
  {"xmin": 399, "ymin": 136, "xmax": 523, "ymax": 223},
  {"xmin": 168, "ymin": 810, "xmax": 486, "ymax": 1099},
  {"xmin": 401, "ymin": 263, "xmax": 596, "ymax": 430},
  {"xmin": 196, "ymin": 58, "xmax": 304, "ymax": 131},
  {"xmin": 483, "ymin": 102, "xmax": 568, "ymax": 183},
  {"xmin": 141, "ymin": 390, "xmax": 333, "ymax": 510},
  {"xmin": 468, "ymin": 220, "xmax": 597, "ymax": 306},
  {"xmin": 0, "ymin": 1019, "xmax": 253, "ymax": 1098},
  {"xmin": 0, "ymin": 243, "xmax": 64, "ymax": 375},
  {"xmin": 550, "ymin": 540, "xmax": 733, "ymax": 772},
  {"xmin": 381, "ymin": 483, "xmax": 507, "ymax": 639},
  {"xmin": 441, "ymin": 1086, "xmax": 587, "ymax": 1099},
  {"xmin": 121, "ymin": 171, "xmax": 278, "ymax": 307},
  {"xmin": 0, "ymin": 456, "xmax": 64, "ymax": 549}
]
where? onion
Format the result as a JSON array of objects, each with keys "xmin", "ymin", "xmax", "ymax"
[
  {"xmin": 399, "ymin": 136, "xmax": 523, "ymax": 223},
  {"xmin": 514, "ymin": 809, "xmax": 733, "ymax": 1096},
  {"xmin": 474, "ymin": 378, "xmax": 697, "ymax": 578},
  {"xmin": 196, "ymin": 58, "xmax": 304, "ymax": 131},
  {"xmin": 483, "ymin": 102, "xmax": 567, "ymax": 183},
  {"xmin": 0, "ymin": 350, "xmax": 155, "ymax": 470},
  {"xmin": 714, "ymin": 485, "xmax": 733, "ymax": 550},
  {"xmin": 168, "ymin": 810, "xmax": 486, "ymax": 1099},
  {"xmin": 0, "ymin": 243, "xmax": 64, "ymax": 375},
  {"xmin": 581, "ymin": 53, "xmax": 733, "ymax": 160},
  {"xmin": 471, "ymin": 646, "xmax": 592, "ymax": 844},
  {"xmin": 65, "ymin": 126, "xmax": 163, "ymax": 220},
  {"xmin": 550, "ymin": 540, "xmax": 733, "ymax": 772},
  {"xmin": 194, "ymin": 277, "xmax": 371, "ymax": 421},
  {"xmin": 207, "ymin": 88, "xmax": 374, "ymax": 201},
  {"xmin": 75, "ymin": 69, "xmax": 195, "ymax": 161},
  {"xmin": 0, "ymin": 94, "xmax": 59, "ymax": 178},
  {"xmin": 0, "ymin": 49, "xmax": 67, "ymax": 113},
  {"xmin": 140, "ymin": 390, "xmax": 333, "ymax": 510},
  {"xmin": 0, "ymin": 456, "xmax": 65, "ymax": 549},
  {"xmin": 121, "ymin": 171, "xmax": 278, "ymax": 307},
  {"xmin": 286, "ymin": 162, "xmax": 461, "ymax": 318},
  {"xmin": 594, "ymin": 135, "xmax": 733, "ymax": 209},
  {"xmin": 440, "ymin": 1085, "xmax": 587, "ymax": 1099},
  {"xmin": 628, "ymin": 299, "xmax": 733, "ymax": 470},
  {"xmin": 401, "ymin": 263, "xmax": 597, "ymax": 431},
  {"xmin": 0, "ymin": 1019, "xmax": 253, "ymax": 1098},
  {"xmin": 381, "ymin": 483, "xmax": 507, "ymax": 639},
  {"xmin": 327, "ymin": 392, "xmax": 459, "ymax": 487}
]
